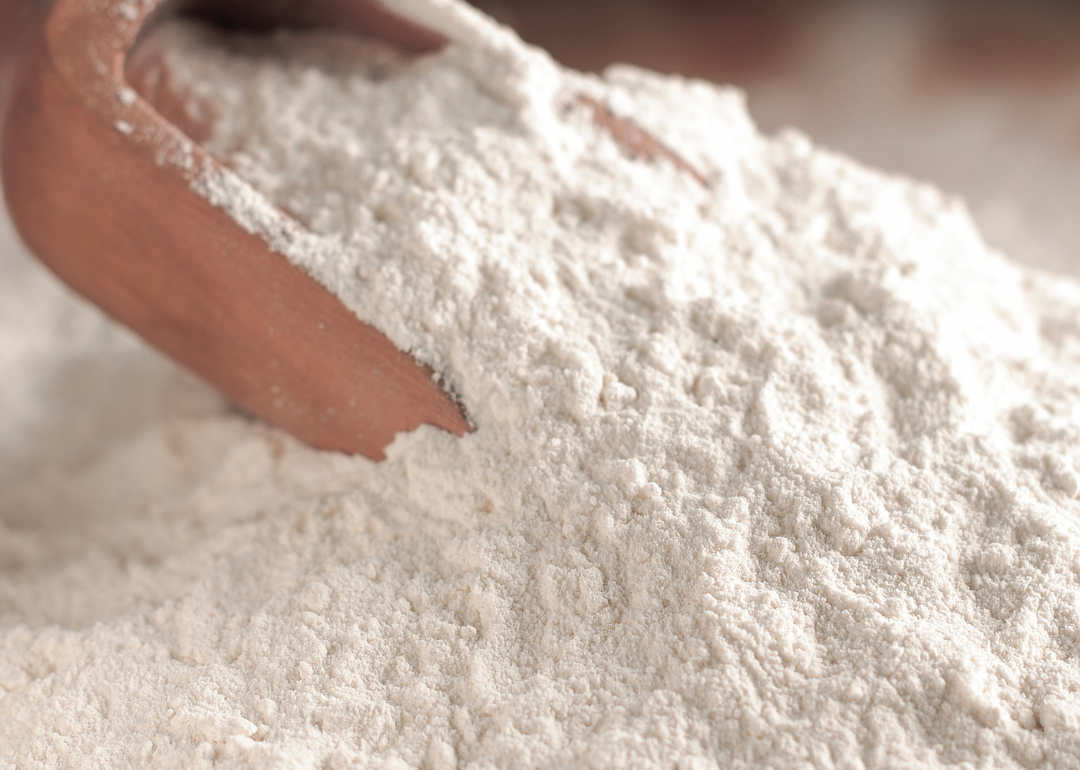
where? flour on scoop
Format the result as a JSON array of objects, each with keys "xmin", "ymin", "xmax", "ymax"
[{"xmin": 3, "ymin": 1, "xmax": 1080, "ymax": 768}]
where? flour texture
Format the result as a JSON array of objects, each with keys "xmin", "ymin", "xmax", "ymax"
[{"xmin": 4, "ymin": 1, "xmax": 1080, "ymax": 768}]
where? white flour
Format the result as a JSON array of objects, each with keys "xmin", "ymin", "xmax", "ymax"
[{"xmin": 4, "ymin": 0, "xmax": 1080, "ymax": 767}]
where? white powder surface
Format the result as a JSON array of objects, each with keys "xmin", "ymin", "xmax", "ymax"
[{"xmin": 5, "ymin": 1, "xmax": 1080, "ymax": 767}]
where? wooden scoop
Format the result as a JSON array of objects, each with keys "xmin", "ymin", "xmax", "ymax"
[
  {"xmin": 2, "ymin": 0, "xmax": 707, "ymax": 461},
  {"xmin": 2, "ymin": 0, "xmax": 472, "ymax": 460}
]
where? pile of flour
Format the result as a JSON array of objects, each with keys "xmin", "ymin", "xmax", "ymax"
[{"xmin": 5, "ymin": 0, "xmax": 1080, "ymax": 767}]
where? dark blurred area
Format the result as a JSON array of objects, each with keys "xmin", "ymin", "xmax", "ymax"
[
  {"xmin": 471, "ymin": 0, "xmax": 1080, "ymax": 86},
  {"xmin": 474, "ymin": 0, "xmax": 1080, "ymax": 276}
]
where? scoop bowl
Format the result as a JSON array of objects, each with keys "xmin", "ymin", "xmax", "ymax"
[{"xmin": 2, "ymin": 0, "xmax": 471, "ymax": 460}]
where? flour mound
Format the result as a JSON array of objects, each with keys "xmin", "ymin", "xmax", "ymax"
[{"xmin": 3, "ymin": 1, "xmax": 1080, "ymax": 768}]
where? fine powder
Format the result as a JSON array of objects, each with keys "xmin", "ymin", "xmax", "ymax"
[{"xmin": 5, "ymin": 0, "xmax": 1080, "ymax": 767}]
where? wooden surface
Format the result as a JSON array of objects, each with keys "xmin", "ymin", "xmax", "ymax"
[{"xmin": 2, "ymin": 0, "xmax": 469, "ymax": 460}]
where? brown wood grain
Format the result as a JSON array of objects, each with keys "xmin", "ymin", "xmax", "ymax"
[
  {"xmin": 576, "ymin": 95, "xmax": 707, "ymax": 186},
  {"xmin": 2, "ymin": 0, "xmax": 469, "ymax": 460}
]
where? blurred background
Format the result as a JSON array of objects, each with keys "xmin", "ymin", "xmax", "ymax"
[
  {"xmin": 472, "ymin": 0, "xmax": 1080, "ymax": 277},
  {"xmin": 2, "ymin": 0, "xmax": 1080, "ymax": 481}
]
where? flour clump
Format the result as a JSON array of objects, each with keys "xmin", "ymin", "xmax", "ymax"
[{"xmin": 3, "ymin": 1, "xmax": 1080, "ymax": 768}]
